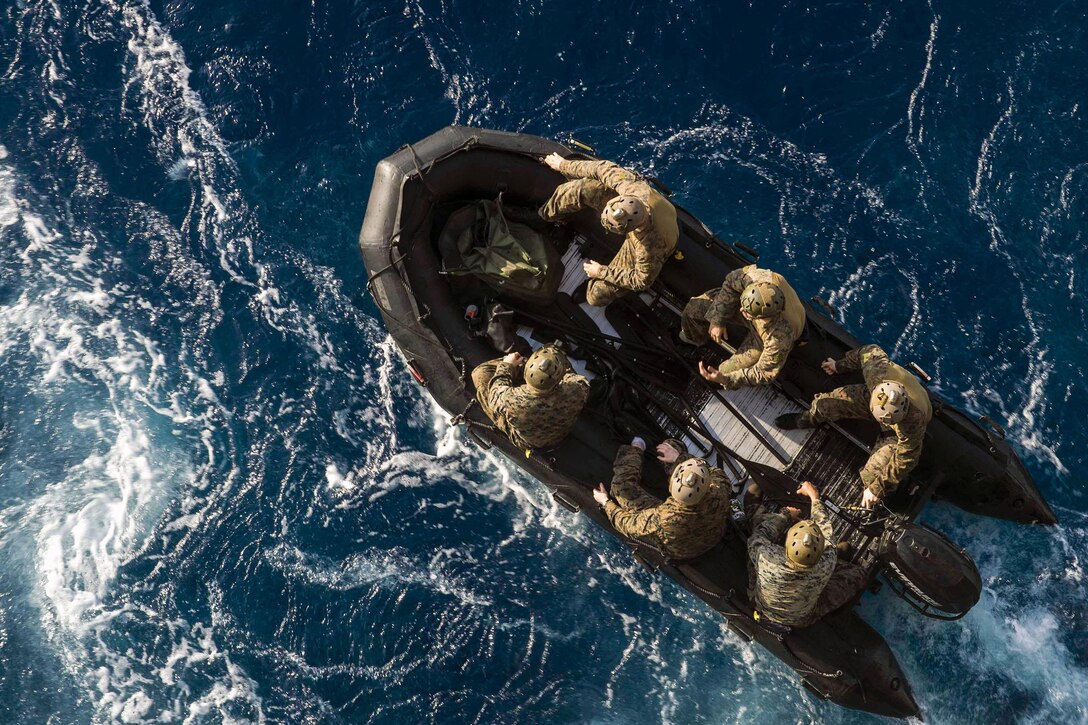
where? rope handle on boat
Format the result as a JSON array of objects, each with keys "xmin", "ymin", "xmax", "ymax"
[
  {"xmin": 450, "ymin": 399, "xmax": 498, "ymax": 433},
  {"xmin": 782, "ymin": 638, "xmax": 845, "ymax": 680}
]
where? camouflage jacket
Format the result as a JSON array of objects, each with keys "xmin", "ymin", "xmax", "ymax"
[
  {"xmin": 487, "ymin": 361, "xmax": 590, "ymax": 450},
  {"xmin": 704, "ymin": 266, "xmax": 806, "ymax": 389},
  {"xmin": 836, "ymin": 345, "xmax": 933, "ymax": 498},
  {"xmin": 748, "ymin": 500, "xmax": 836, "ymax": 627},
  {"xmin": 603, "ymin": 448, "xmax": 731, "ymax": 560},
  {"xmin": 558, "ymin": 159, "xmax": 678, "ymax": 292}
]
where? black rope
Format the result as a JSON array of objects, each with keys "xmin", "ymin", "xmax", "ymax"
[
  {"xmin": 405, "ymin": 142, "xmax": 439, "ymax": 197},
  {"xmin": 364, "ymin": 144, "xmax": 463, "ymax": 359},
  {"xmin": 780, "ymin": 637, "xmax": 845, "ymax": 680}
]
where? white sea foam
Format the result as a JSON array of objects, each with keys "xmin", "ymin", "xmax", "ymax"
[
  {"xmin": 0, "ymin": 5, "xmax": 276, "ymax": 719},
  {"xmin": 265, "ymin": 542, "xmax": 493, "ymax": 608},
  {"xmin": 905, "ymin": 0, "xmax": 939, "ymax": 210},
  {"xmin": 0, "ymin": 146, "xmax": 240, "ymax": 722},
  {"xmin": 965, "ymin": 75, "xmax": 1067, "ymax": 475}
]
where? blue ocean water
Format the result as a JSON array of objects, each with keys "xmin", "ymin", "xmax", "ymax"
[{"xmin": 0, "ymin": 0, "xmax": 1084, "ymax": 722}]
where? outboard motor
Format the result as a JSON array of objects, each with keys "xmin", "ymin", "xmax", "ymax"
[{"xmin": 875, "ymin": 518, "xmax": 981, "ymax": 620}]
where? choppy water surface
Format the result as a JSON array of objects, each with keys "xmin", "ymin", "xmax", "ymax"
[{"xmin": 0, "ymin": 1, "xmax": 1084, "ymax": 722}]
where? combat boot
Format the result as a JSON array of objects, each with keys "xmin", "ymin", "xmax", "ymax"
[{"xmin": 775, "ymin": 413, "xmax": 815, "ymax": 430}]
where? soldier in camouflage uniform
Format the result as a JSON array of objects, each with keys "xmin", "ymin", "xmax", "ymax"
[
  {"xmin": 471, "ymin": 346, "xmax": 589, "ymax": 451},
  {"xmin": 776, "ymin": 344, "xmax": 933, "ymax": 508},
  {"xmin": 680, "ymin": 265, "xmax": 806, "ymax": 390},
  {"xmin": 540, "ymin": 153, "xmax": 678, "ymax": 307},
  {"xmin": 591, "ymin": 438, "xmax": 731, "ymax": 560},
  {"xmin": 747, "ymin": 481, "xmax": 868, "ymax": 628}
]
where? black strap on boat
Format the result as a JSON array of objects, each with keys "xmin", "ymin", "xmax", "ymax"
[
  {"xmin": 404, "ymin": 142, "xmax": 440, "ymax": 197},
  {"xmin": 781, "ymin": 638, "xmax": 845, "ymax": 680},
  {"xmin": 449, "ymin": 398, "xmax": 500, "ymax": 448}
]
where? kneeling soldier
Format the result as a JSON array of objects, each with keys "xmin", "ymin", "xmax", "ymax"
[
  {"xmin": 540, "ymin": 153, "xmax": 678, "ymax": 307},
  {"xmin": 680, "ymin": 265, "xmax": 806, "ymax": 390},
  {"xmin": 592, "ymin": 438, "xmax": 731, "ymax": 560},
  {"xmin": 775, "ymin": 344, "xmax": 933, "ymax": 509},
  {"xmin": 471, "ymin": 346, "xmax": 589, "ymax": 451},
  {"xmin": 747, "ymin": 481, "xmax": 868, "ymax": 628}
]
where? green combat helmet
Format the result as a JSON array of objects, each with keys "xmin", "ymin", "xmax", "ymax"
[
  {"xmin": 870, "ymin": 381, "xmax": 909, "ymax": 425},
  {"xmin": 600, "ymin": 195, "xmax": 648, "ymax": 234},
  {"xmin": 669, "ymin": 457, "xmax": 710, "ymax": 505},
  {"xmin": 524, "ymin": 347, "xmax": 567, "ymax": 393},
  {"xmin": 740, "ymin": 281, "xmax": 786, "ymax": 319},
  {"xmin": 785, "ymin": 519, "xmax": 826, "ymax": 568}
]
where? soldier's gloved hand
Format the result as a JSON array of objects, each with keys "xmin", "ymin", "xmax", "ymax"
[
  {"xmin": 503, "ymin": 352, "xmax": 524, "ymax": 365},
  {"xmin": 698, "ymin": 361, "xmax": 726, "ymax": 385},
  {"xmin": 782, "ymin": 506, "xmax": 803, "ymax": 521},
  {"xmin": 821, "ymin": 358, "xmax": 838, "ymax": 375},
  {"xmin": 543, "ymin": 152, "xmax": 565, "ymax": 171},
  {"xmin": 861, "ymin": 488, "xmax": 880, "ymax": 509},
  {"xmin": 593, "ymin": 483, "xmax": 610, "ymax": 506},
  {"xmin": 655, "ymin": 442, "xmax": 679, "ymax": 464},
  {"xmin": 630, "ymin": 436, "xmax": 646, "ymax": 451},
  {"xmin": 708, "ymin": 324, "xmax": 726, "ymax": 344}
]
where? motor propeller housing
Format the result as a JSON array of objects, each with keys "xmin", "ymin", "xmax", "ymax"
[{"xmin": 876, "ymin": 518, "xmax": 982, "ymax": 620}]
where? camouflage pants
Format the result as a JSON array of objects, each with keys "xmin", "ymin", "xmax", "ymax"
[
  {"xmin": 610, "ymin": 466, "xmax": 659, "ymax": 511},
  {"xmin": 471, "ymin": 361, "xmax": 500, "ymax": 421},
  {"xmin": 802, "ymin": 384, "xmax": 870, "ymax": 426},
  {"xmin": 584, "ymin": 279, "xmax": 628, "ymax": 307},
  {"xmin": 808, "ymin": 561, "xmax": 868, "ymax": 624},
  {"xmin": 680, "ymin": 291, "xmax": 762, "ymax": 374},
  {"xmin": 680, "ymin": 291, "xmax": 717, "ymax": 346},
  {"xmin": 802, "ymin": 384, "xmax": 897, "ymax": 491}
]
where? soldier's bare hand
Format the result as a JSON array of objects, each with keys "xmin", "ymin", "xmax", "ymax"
[
  {"xmin": 543, "ymin": 152, "xmax": 565, "ymax": 171},
  {"xmin": 821, "ymin": 358, "xmax": 837, "ymax": 375},
  {"xmin": 655, "ymin": 442, "xmax": 680, "ymax": 464},
  {"xmin": 708, "ymin": 324, "xmax": 726, "ymax": 344},
  {"xmin": 503, "ymin": 352, "xmax": 524, "ymax": 365},
  {"xmin": 783, "ymin": 506, "xmax": 802, "ymax": 521},
  {"xmin": 583, "ymin": 260, "xmax": 605, "ymax": 279},
  {"xmin": 861, "ymin": 488, "xmax": 880, "ymax": 509},
  {"xmin": 797, "ymin": 481, "xmax": 820, "ymax": 502},
  {"xmin": 699, "ymin": 361, "xmax": 725, "ymax": 385},
  {"xmin": 593, "ymin": 483, "xmax": 610, "ymax": 505}
]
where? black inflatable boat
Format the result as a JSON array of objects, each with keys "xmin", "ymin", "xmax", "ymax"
[{"xmin": 359, "ymin": 126, "xmax": 1056, "ymax": 719}]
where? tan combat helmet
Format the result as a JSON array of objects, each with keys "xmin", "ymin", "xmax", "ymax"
[
  {"xmin": 740, "ymin": 281, "xmax": 786, "ymax": 319},
  {"xmin": 785, "ymin": 519, "xmax": 826, "ymax": 568},
  {"xmin": 524, "ymin": 347, "xmax": 567, "ymax": 393},
  {"xmin": 870, "ymin": 381, "xmax": 909, "ymax": 425},
  {"xmin": 669, "ymin": 457, "xmax": 710, "ymax": 505},
  {"xmin": 600, "ymin": 195, "xmax": 649, "ymax": 234}
]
